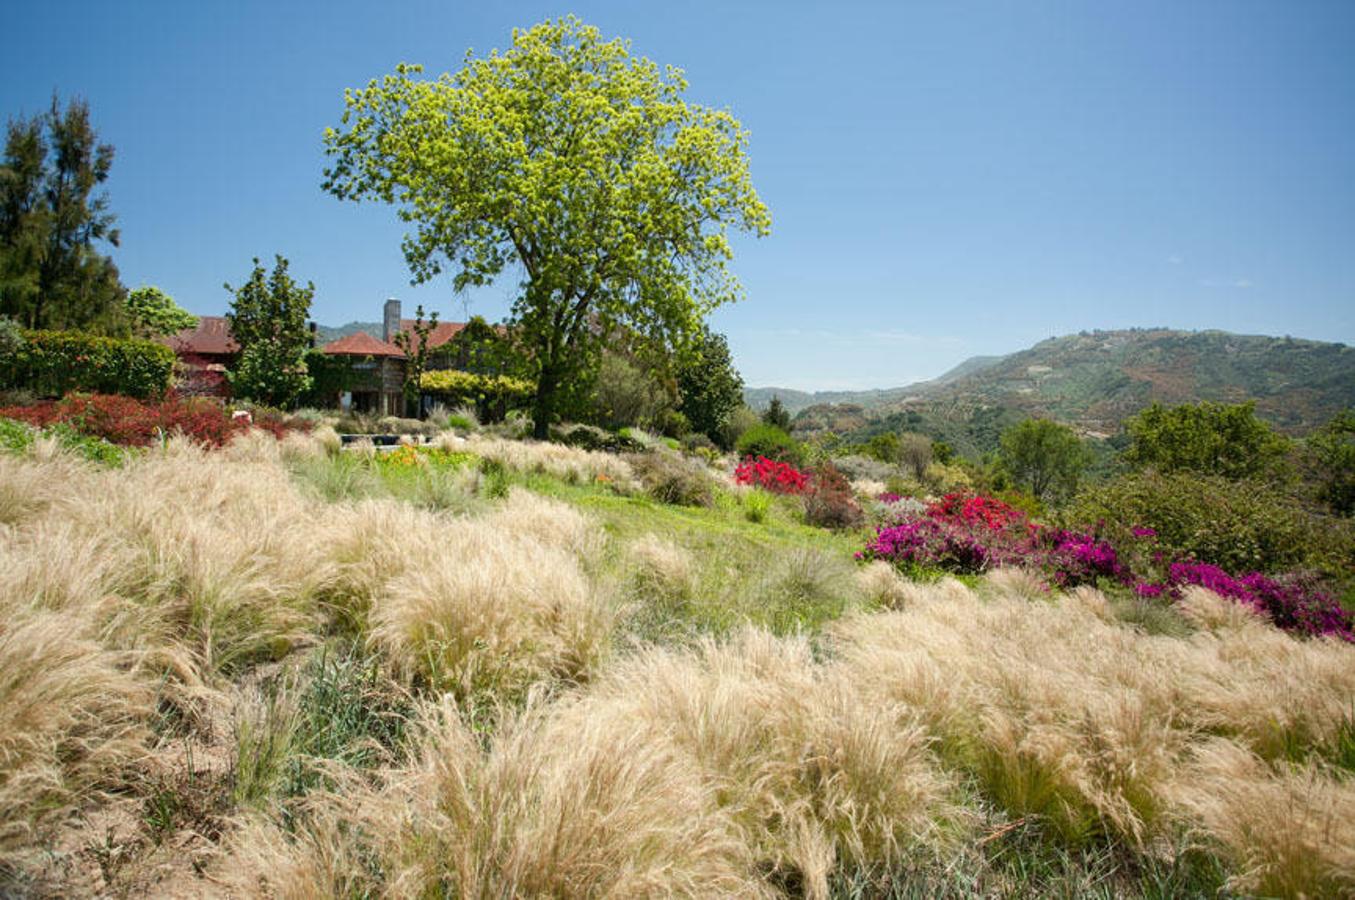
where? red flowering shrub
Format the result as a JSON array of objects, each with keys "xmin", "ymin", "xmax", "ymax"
[
  {"xmin": 927, "ymin": 493, "xmax": 1029, "ymax": 531},
  {"xmin": 735, "ymin": 455, "xmax": 808, "ymax": 494},
  {"xmin": 0, "ymin": 394, "xmax": 304, "ymax": 448}
]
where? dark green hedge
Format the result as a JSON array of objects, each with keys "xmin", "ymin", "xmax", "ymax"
[{"xmin": 2, "ymin": 330, "xmax": 176, "ymax": 398}]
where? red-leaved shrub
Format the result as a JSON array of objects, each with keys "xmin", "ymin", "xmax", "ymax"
[
  {"xmin": 803, "ymin": 461, "xmax": 863, "ymax": 529},
  {"xmin": 0, "ymin": 394, "xmax": 302, "ymax": 447}
]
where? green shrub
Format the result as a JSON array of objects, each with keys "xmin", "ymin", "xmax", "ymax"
[
  {"xmin": 735, "ymin": 423, "xmax": 803, "ymax": 465},
  {"xmin": 1065, "ymin": 470, "xmax": 1354, "ymax": 577},
  {"xmin": 655, "ymin": 408, "xmax": 689, "ymax": 439},
  {"xmin": 552, "ymin": 424, "xmax": 645, "ymax": 453},
  {"xmin": 742, "ymin": 489, "xmax": 771, "ymax": 523},
  {"xmin": 718, "ymin": 404, "xmax": 760, "ymax": 450},
  {"xmin": 421, "ymin": 369, "xmax": 534, "ymax": 422},
  {"xmin": 625, "ymin": 450, "xmax": 717, "ymax": 507},
  {"xmin": 863, "ymin": 431, "xmax": 899, "ymax": 463},
  {"xmin": 3, "ymin": 329, "xmax": 175, "ymax": 398}
]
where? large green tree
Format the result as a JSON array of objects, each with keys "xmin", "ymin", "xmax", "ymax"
[
  {"xmin": 322, "ymin": 17, "xmax": 770, "ymax": 437},
  {"xmin": 999, "ymin": 418, "xmax": 1092, "ymax": 503},
  {"xmin": 0, "ymin": 96, "xmax": 125, "ymax": 333},
  {"xmin": 224, "ymin": 255, "xmax": 314, "ymax": 407},
  {"xmin": 1123, "ymin": 401, "xmax": 1290, "ymax": 481}
]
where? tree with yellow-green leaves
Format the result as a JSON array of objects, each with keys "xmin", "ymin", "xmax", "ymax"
[{"xmin": 322, "ymin": 17, "xmax": 770, "ymax": 438}]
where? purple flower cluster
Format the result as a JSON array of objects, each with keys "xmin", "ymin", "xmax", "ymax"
[
  {"xmin": 1040, "ymin": 530, "xmax": 1125, "ymax": 587},
  {"xmin": 857, "ymin": 493, "xmax": 1354, "ymax": 642},
  {"xmin": 1147, "ymin": 563, "xmax": 1354, "ymax": 642},
  {"xmin": 859, "ymin": 519, "xmax": 1002, "ymax": 573}
]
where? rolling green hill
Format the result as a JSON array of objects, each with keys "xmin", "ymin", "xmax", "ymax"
[{"xmin": 769, "ymin": 328, "xmax": 1355, "ymax": 457}]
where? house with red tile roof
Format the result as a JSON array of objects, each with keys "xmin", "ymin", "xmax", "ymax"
[
  {"xmin": 161, "ymin": 315, "xmax": 239, "ymax": 396},
  {"xmin": 161, "ymin": 299, "xmax": 486, "ymax": 412},
  {"xmin": 317, "ymin": 329, "xmax": 406, "ymax": 415}
]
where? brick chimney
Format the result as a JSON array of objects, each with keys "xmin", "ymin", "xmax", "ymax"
[{"xmin": 383, "ymin": 298, "xmax": 401, "ymax": 343}]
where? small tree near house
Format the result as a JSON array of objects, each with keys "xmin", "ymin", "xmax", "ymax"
[{"xmin": 224, "ymin": 255, "xmax": 314, "ymax": 408}]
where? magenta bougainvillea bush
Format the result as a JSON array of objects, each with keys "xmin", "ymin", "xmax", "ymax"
[{"xmin": 858, "ymin": 492, "xmax": 1353, "ymax": 641}]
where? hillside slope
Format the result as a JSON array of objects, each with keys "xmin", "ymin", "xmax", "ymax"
[
  {"xmin": 769, "ymin": 329, "xmax": 1354, "ymax": 451},
  {"xmin": 314, "ymin": 321, "xmax": 384, "ymax": 345},
  {"xmin": 905, "ymin": 328, "xmax": 1355, "ymax": 435}
]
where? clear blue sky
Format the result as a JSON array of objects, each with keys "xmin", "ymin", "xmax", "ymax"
[{"xmin": 3, "ymin": 1, "xmax": 1352, "ymax": 390}]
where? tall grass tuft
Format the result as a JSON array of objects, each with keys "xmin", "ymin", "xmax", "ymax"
[
  {"xmin": 0, "ymin": 603, "xmax": 151, "ymax": 871},
  {"xmin": 588, "ymin": 631, "xmax": 966, "ymax": 895},
  {"xmin": 371, "ymin": 511, "xmax": 613, "ymax": 699},
  {"xmin": 832, "ymin": 582, "xmax": 1195, "ymax": 846},
  {"xmin": 1171, "ymin": 740, "xmax": 1355, "ymax": 898}
]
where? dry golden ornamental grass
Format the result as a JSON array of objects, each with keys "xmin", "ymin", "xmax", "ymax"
[{"xmin": 1, "ymin": 433, "xmax": 1353, "ymax": 898}]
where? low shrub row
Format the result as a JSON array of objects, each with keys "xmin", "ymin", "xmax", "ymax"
[
  {"xmin": 1, "ymin": 329, "xmax": 176, "ymax": 398},
  {"xmin": 420, "ymin": 369, "xmax": 534, "ymax": 421},
  {"xmin": 0, "ymin": 417, "xmax": 125, "ymax": 465},
  {"xmin": 0, "ymin": 394, "xmax": 301, "ymax": 447},
  {"xmin": 1066, "ymin": 470, "xmax": 1352, "ymax": 577}
]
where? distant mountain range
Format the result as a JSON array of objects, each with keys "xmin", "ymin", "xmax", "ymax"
[
  {"xmin": 314, "ymin": 321, "xmax": 384, "ymax": 345},
  {"xmin": 747, "ymin": 328, "xmax": 1355, "ymax": 456}
]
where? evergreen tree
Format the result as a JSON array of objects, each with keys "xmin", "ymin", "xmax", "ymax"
[
  {"xmin": 676, "ymin": 328, "xmax": 744, "ymax": 441},
  {"xmin": 762, "ymin": 395, "xmax": 792, "ymax": 431},
  {"xmin": 225, "ymin": 255, "xmax": 314, "ymax": 407},
  {"xmin": 0, "ymin": 96, "xmax": 125, "ymax": 332}
]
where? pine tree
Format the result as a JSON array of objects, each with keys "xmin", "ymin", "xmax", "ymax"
[{"xmin": 0, "ymin": 96, "xmax": 125, "ymax": 332}]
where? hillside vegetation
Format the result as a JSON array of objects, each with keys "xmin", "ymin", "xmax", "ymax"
[
  {"xmin": 2, "ymin": 418, "xmax": 1353, "ymax": 898},
  {"xmin": 754, "ymin": 329, "xmax": 1355, "ymax": 455}
]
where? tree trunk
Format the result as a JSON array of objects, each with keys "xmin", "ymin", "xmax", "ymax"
[{"xmin": 531, "ymin": 366, "xmax": 557, "ymax": 440}]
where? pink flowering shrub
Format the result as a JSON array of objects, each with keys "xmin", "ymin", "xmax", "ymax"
[
  {"xmin": 857, "ymin": 492, "xmax": 1353, "ymax": 641},
  {"xmin": 1140, "ymin": 563, "xmax": 1353, "ymax": 641},
  {"xmin": 859, "ymin": 493, "xmax": 1038, "ymax": 575}
]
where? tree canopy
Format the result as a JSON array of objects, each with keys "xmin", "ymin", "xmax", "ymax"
[
  {"xmin": 1123, "ymin": 401, "xmax": 1290, "ymax": 481},
  {"xmin": 125, "ymin": 285, "xmax": 197, "ymax": 338},
  {"xmin": 0, "ymin": 96, "xmax": 125, "ymax": 333},
  {"xmin": 322, "ymin": 17, "xmax": 770, "ymax": 437},
  {"xmin": 224, "ymin": 255, "xmax": 314, "ymax": 407},
  {"xmin": 999, "ymin": 418, "xmax": 1091, "ymax": 503},
  {"xmin": 1308, "ymin": 408, "xmax": 1355, "ymax": 516}
]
